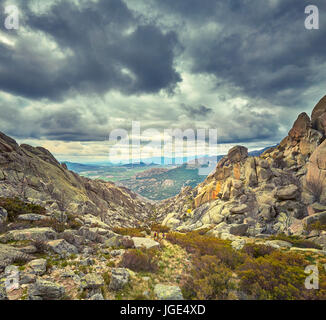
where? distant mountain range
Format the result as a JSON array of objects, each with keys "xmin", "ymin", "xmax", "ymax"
[{"xmin": 63, "ymin": 146, "xmax": 274, "ymax": 200}]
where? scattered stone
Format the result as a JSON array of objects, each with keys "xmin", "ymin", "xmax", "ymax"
[
  {"xmin": 28, "ymin": 279, "xmax": 65, "ymax": 300},
  {"xmin": 0, "ymin": 244, "xmax": 33, "ymax": 271},
  {"xmin": 132, "ymin": 237, "xmax": 160, "ymax": 250},
  {"xmin": 154, "ymin": 284, "xmax": 184, "ymax": 300},
  {"xmin": 0, "ymin": 227, "xmax": 57, "ymax": 242},
  {"xmin": 111, "ymin": 249, "xmax": 125, "ymax": 257},
  {"xmin": 0, "ymin": 282, "xmax": 8, "ymax": 300},
  {"xmin": 109, "ymin": 268, "xmax": 129, "ymax": 291},
  {"xmin": 0, "ymin": 207, "xmax": 8, "ymax": 225},
  {"xmin": 27, "ymin": 259, "xmax": 47, "ymax": 276},
  {"xmin": 230, "ymin": 204, "xmax": 248, "ymax": 215},
  {"xmin": 231, "ymin": 238, "xmax": 246, "ymax": 250},
  {"xmin": 20, "ymin": 273, "xmax": 37, "ymax": 285},
  {"xmin": 17, "ymin": 214, "xmax": 48, "ymax": 222},
  {"xmin": 19, "ymin": 245, "xmax": 38, "ymax": 254},
  {"xmin": 265, "ymin": 240, "xmax": 293, "ymax": 248},
  {"xmin": 80, "ymin": 274, "xmax": 104, "ymax": 290},
  {"xmin": 47, "ymin": 239, "xmax": 78, "ymax": 256},
  {"xmin": 80, "ymin": 257, "xmax": 95, "ymax": 266},
  {"xmin": 89, "ymin": 293, "xmax": 104, "ymax": 300},
  {"xmin": 276, "ymin": 185, "xmax": 299, "ymax": 201}
]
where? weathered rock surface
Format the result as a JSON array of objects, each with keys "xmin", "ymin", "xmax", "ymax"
[
  {"xmin": 0, "ymin": 227, "xmax": 57, "ymax": 243},
  {"xmin": 80, "ymin": 274, "xmax": 104, "ymax": 290},
  {"xmin": 0, "ymin": 207, "xmax": 8, "ymax": 224},
  {"xmin": 154, "ymin": 284, "xmax": 184, "ymax": 300},
  {"xmin": 0, "ymin": 244, "xmax": 33, "ymax": 271},
  {"xmin": 155, "ymin": 95, "xmax": 326, "ymax": 242},
  {"xmin": 0, "ymin": 131, "xmax": 153, "ymax": 228},
  {"xmin": 132, "ymin": 237, "xmax": 160, "ymax": 250},
  {"xmin": 17, "ymin": 214, "xmax": 48, "ymax": 222},
  {"xmin": 27, "ymin": 259, "xmax": 47, "ymax": 276},
  {"xmin": 109, "ymin": 268, "xmax": 129, "ymax": 291},
  {"xmin": 28, "ymin": 279, "xmax": 65, "ymax": 300},
  {"xmin": 47, "ymin": 239, "xmax": 78, "ymax": 256}
]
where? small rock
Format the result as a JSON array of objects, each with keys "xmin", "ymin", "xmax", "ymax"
[
  {"xmin": 89, "ymin": 293, "xmax": 104, "ymax": 300},
  {"xmin": 0, "ymin": 207, "xmax": 8, "ymax": 225},
  {"xmin": 276, "ymin": 185, "xmax": 299, "ymax": 200},
  {"xmin": 27, "ymin": 259, "xmax": 47, "ymax": 276},
  {"xmin": 230, "ymin": 204, "xmax": 248, "ymax": 215},
  {"xmin": 20, "ymin": 273, "xmax": 37, "ymax": 285},
  {"xmin": 154, "ymin": 284, "xmax": 183, "ymax": 300},
  {"xmin": 0, "ymin": 228, "xmax": 57, "ymax": 242},
  {"xmin": 132, "ymin": 237, "xmax": 160, "ymax": 250},
  {"xmin": 109, "ymin": 268, "xmax": 129, "ymax": 291},
  {"xmin": 28, "ymin": 279, "xmax": 65, "ymax": 300},
  {"xmin": 111, "ymin": 249, "xmax": 125, "ymax": 257},
  {"xmin": 80, "ymin": 274, "xmax": 104, "ymax": 290},
  {"xmin": 47, "ymin": 239, "xmax": 78, "ymax": 256},
  {"xmin": 0, "ymin": 282, "xmax": 8, "ymax": 300},
  {"xmin": 17, "ymin": 214, "xmax": 48, "ymax": 222},
  {"xmin": 231, "ymin": 238, "xmax": 246, "ymax": 250}
]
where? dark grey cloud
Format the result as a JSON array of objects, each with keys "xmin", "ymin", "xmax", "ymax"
[
  {"xmin": 150, "ymin": 0, "xmax": 326, "ymax": 107},
  {"xmin": 181, "ymin": 104, "xmax": 212, "ymax": 119},
  {"xmin": 0, "ymin": 0, "xmax": 181, "ymax": 100},
  {"xmin": 0, "ymin": 0, "xmax": 325, "ymax": 152}
]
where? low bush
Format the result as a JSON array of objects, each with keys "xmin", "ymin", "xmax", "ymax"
[
  {"xmin": 151, "ymin": 224, "xmax": 170, "ymax": 233},
  {"xmin": 237, "ymin": 250, "xmax": 326, "ymax": 300},
  {"xmin": 113, "ymin": 227, "xmax": 145, "ymax": 238},
  {"xmin": 0, "ymin": 197, "xmax": 46, "ymax": 222},
  {"xmin": 242, "ymin": 244, "xmax": 276, "ymax": 258},
  {"xmin": 182, "ymin": 255, "xmax": 235, "ymax": 300},
  {"xmin": 119, "ymin": 248, "xmax": 158, "ymax": 272},
  {"xmin": 305, "ymin": 221, "xmax": 326, "ymax": 232},
  {"xmin": 167, "ymin": 231, "xmax": 244, "ymax": 269}
]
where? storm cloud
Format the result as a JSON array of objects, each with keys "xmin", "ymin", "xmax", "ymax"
[
  {"xmin": 0, "ymin": 0, "xmax": 325, "ymax": 160},
  {"xmin": 0, "ymin": 0, "xmax": 181, "ymax": 100}
]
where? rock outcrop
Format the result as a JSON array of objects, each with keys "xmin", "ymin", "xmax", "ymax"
[{"xmin": 156, "ymin": 95, "xmax": 326, "ymax": 243}]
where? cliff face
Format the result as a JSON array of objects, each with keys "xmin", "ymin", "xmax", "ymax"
[
  {"xmin": 157, "ymin": 96, "xmax": 326, "ymax": 239},
  {"xmin": 0, "ymin": 133, "xmax": 152, "ymax": 228}
]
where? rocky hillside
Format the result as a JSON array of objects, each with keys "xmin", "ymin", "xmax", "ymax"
[
  {"xmin": 1, "ymin": 95, "xmax": 326, "ymax": 301},
  {"xmin": 0, "ymin": 133, "xmax": 153, "ymax": 228},
  {"xmin": 157, "ymin": 95, "xmax": 326, "ymax": 247}
]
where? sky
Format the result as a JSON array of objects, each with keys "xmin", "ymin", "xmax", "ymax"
[{"xmin": 0, "ymin": 0, "xmax": 325, "ymax": 163}]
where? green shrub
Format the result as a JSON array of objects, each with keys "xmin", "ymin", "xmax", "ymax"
[
  {"xmin": 113, "ymin": 227, "xmax": 145, "ymax": 237},
  {"xmin": 0, "ymin": 197, "xmax": 46, "ymax": 222},
  {"xmin": 167, "ymin": 231, "xmax": 244, "ymax": 269},
  {"xmin": 151, "ymin": 224, "xmax": 170, "ymax": 233},
  {"xmin": 237, "ymin": 251, "xmax": 320, "ymax": 300},
  {"xmin": 242, "ymin": 244, "xmax": 276, "ymax": 258},
  {"xmin": 119, "ymin": 248, "xmax": 158, "ymax": 272},
  {"xmin": 182, "ymin": 255, "xmax": 235, "ymax": 300},
  {"xmin": 305, "ymin": 221, "xmax": 326, "ymax": 232}
]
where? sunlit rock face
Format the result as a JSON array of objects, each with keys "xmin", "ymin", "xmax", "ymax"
[{"xmin": 156, "ymin": 95, "xmax": 326, "ymax": 238}]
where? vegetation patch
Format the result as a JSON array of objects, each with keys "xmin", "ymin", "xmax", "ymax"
[
  {"xmin": 119, "ymin": 248, "xmax": 158, "ymax": 272},
  {"xmin": 269, "ymin": 234, "xmax": 322, "ymax": 250},
  {"xmin": 0, "ymin": 197, "xmax": 46, "ymax": 222}
]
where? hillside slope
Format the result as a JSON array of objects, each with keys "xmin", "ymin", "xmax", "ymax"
[{"xmin": 0, "ymin": 133, "xmax": 152, "ymax": 228}]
